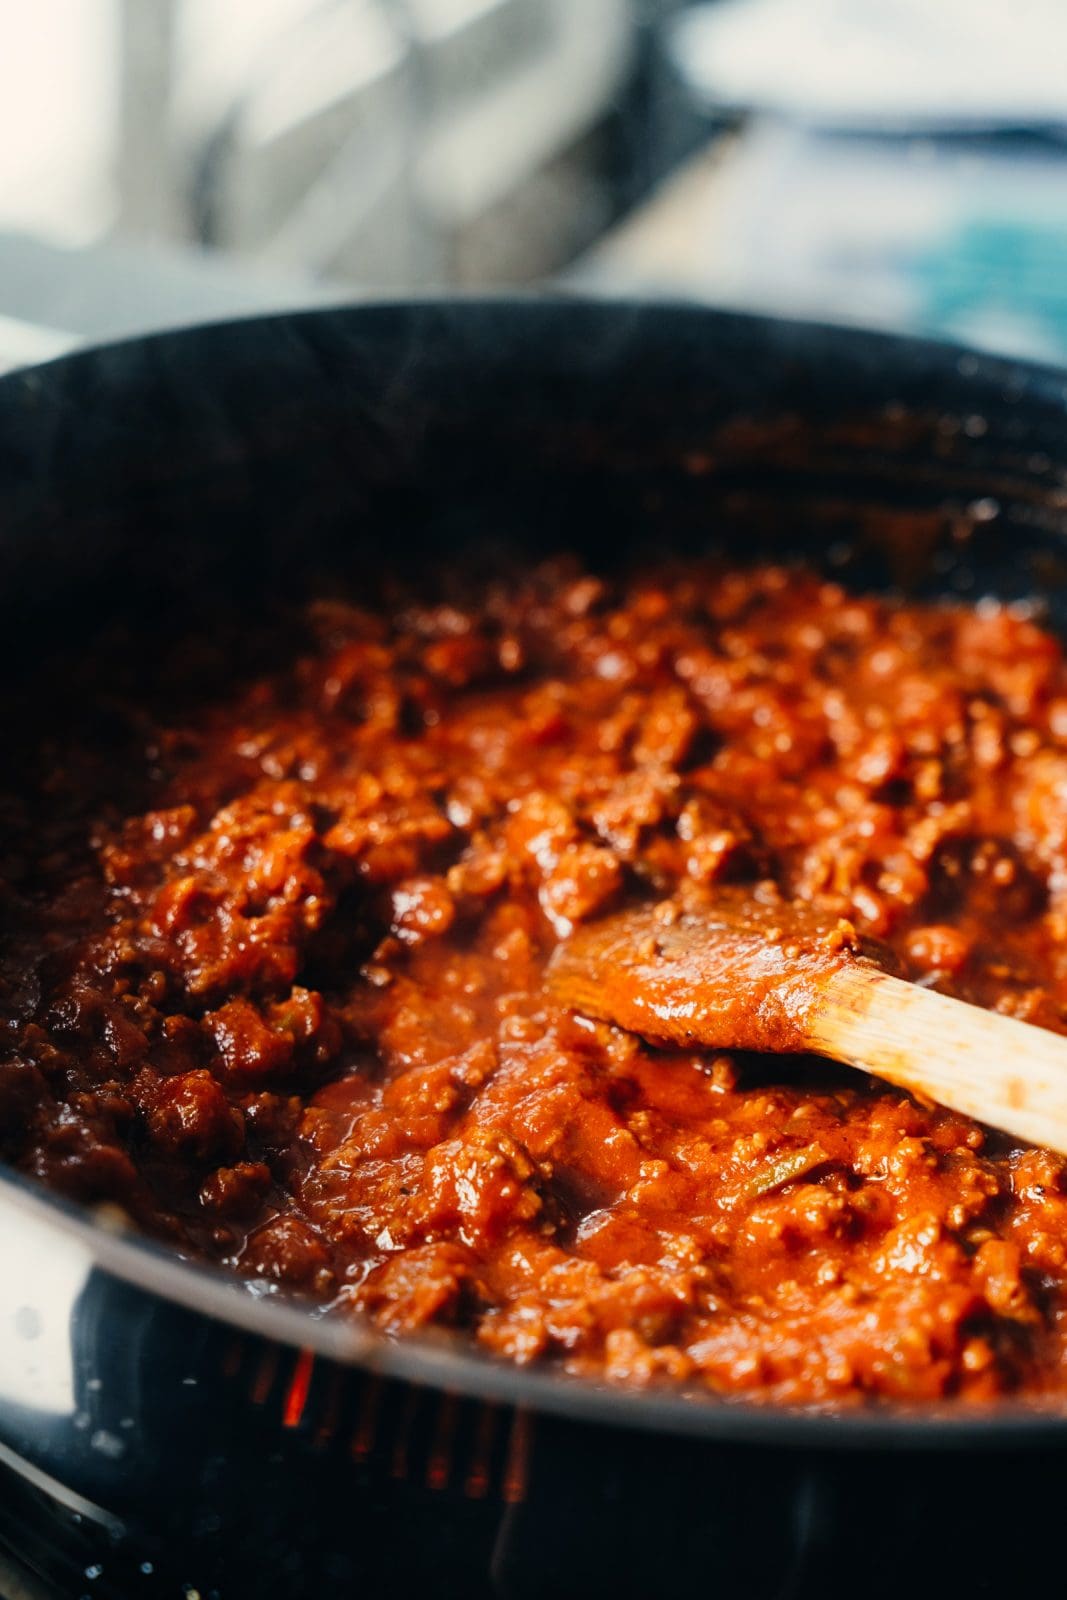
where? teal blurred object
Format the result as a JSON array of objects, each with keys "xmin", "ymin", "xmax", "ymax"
[
  {"xmin": 911, "ymin": 215, "xmax": 1067, "ymax": 362},
  {"xmin": 624, "ymin": 0, "xmax": 1067, "ymax": 362},
  {"xmin": 581, "ymin": 120, "xmax": 1067, "ymax": 365}
]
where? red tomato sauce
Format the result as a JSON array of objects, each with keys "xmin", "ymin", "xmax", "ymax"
[{"xmin": 6, "ymin": 558, "xmax": 1067, "ymax": 1406}]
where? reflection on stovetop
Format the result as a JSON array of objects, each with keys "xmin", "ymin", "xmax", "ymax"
[{"xmin": 2, "ymin": 1385, "xmax": 1067, "ymax": 1600}]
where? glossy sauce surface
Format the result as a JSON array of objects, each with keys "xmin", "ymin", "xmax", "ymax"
[{"xmin": 7, "ymin": 559, "xmax": 1067, "ymax": 1406}]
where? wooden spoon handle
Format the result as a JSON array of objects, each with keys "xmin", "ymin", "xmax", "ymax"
[{"xmin": 809, "ymin": 968, "xmax": 1067, "ymax": 1154}]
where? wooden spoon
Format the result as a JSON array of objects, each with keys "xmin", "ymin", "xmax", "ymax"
[{"xmin": 547, "ymin": 890, "xmax": 1067, "ymax": 1155}]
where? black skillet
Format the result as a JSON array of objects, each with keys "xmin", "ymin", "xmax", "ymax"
[{"xmin": 2, "ymin": 300, "xmax": 1067, "ymax": 1598}]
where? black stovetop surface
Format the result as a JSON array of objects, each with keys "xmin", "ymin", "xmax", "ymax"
[{"xmin": 0, "ymin": 1400, "xmax": 1061, "ymax": 1600}]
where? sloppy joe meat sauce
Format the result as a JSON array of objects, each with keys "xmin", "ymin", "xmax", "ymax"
[{"xmin": 6, "ymin": 557, "xmax": 1067, "ymax": 1407}]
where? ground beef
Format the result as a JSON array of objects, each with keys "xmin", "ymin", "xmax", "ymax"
[{"xmin": 6, "ymin": 556, "xmax": 1067, "ymax": 1407}]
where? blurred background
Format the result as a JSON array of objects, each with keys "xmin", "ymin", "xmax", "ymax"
[{"xmin": 5, "ymin": 0, "xmax": 1067, "ymax": 367}]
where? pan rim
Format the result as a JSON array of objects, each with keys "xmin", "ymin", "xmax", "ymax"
[{"xmin": 3, "ymin": 1161, "xmax": 1066, "ymax": 1451}]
